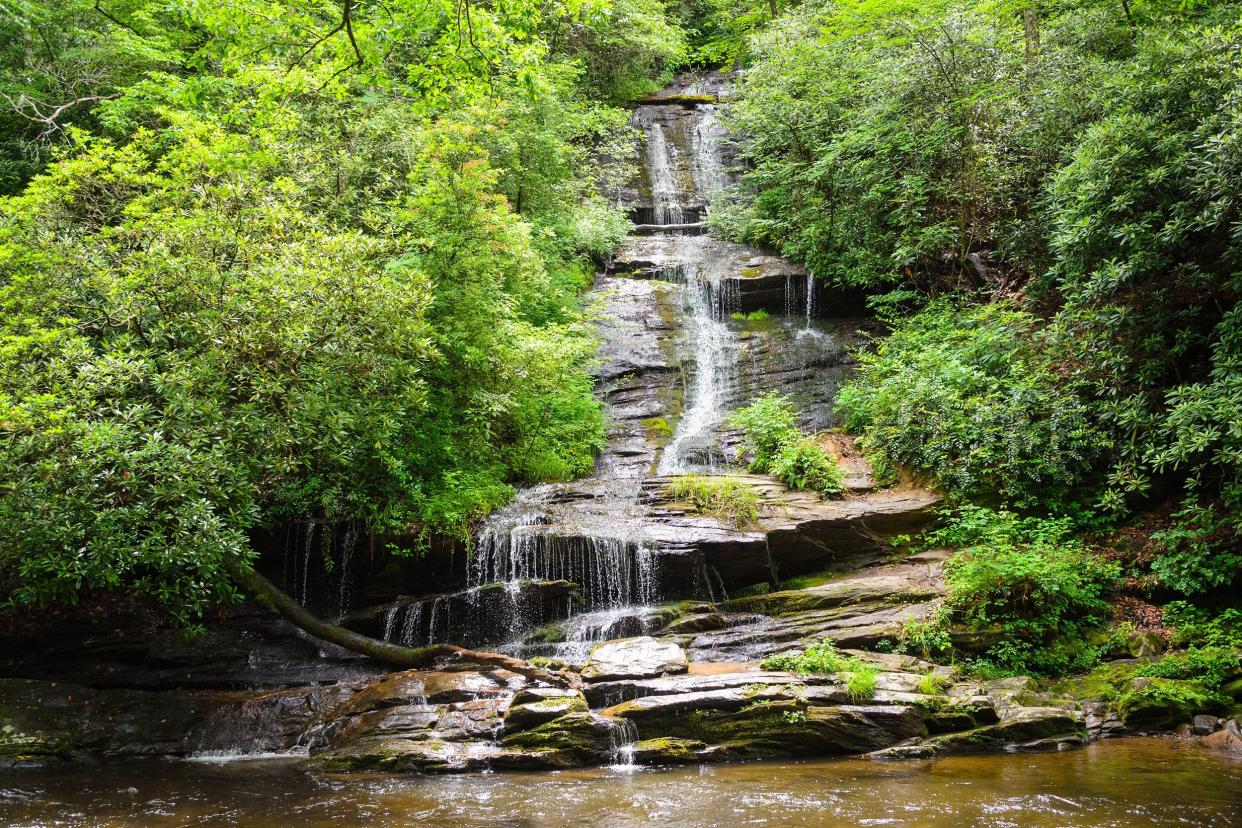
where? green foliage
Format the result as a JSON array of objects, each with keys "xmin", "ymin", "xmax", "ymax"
[
  {"xmin": 1117, "ymin": 678, "xmax": 1226, "ymax": 724},
  {"xmin": 761, "ymin": 639, "xmax": 854, "ymax": 674},
  {"xmin": 917, "ymin": 671, "xmax": 949, "ymax": 696},
  {"xmin": 712, "ymin": 0, "xmax": 1242, "ymax": 602},
  {"xmin": 729, "ymin": 391, "xmax": 801, "ymax": 471},
  {"xmin": 665, "ymin": 475, "xmax": 761, "ymax": 528},
  {"xmin": 759, "ymin": 639, "xmax": 878, "ymax": 698},
  {"xmin": 730, "ymin": 391, "xmax": 844, "ymax": 497},
  {"xmin": 730, "ymin": 309, "xmax": 770, "ymax": 321},
  {"xmin": 770, "ymin": 438, "xmax": 845, "ymax": 498},
  {"xmin": 1134, "ymin": 646, "xmax": 1240, "ymax": 689},
  {"xmin": 837, "ymin": 301, "xmax": 1106, "ymax": 506},
  {"xmin": 899, "ymin": 612, "xmax": 953, "ymax": 660},
  {"xmin": 0, "ymin": 0, "xmax": 687, "ymax": 622},
  {"xmin": 1162, "ymin": 602, "xmax": 1242, "ymax": 649},
  {"xmin": 936, "ymin": 506, "xmax": 1120, "ymax": 675},
  {"xmin": 844, "ymin": 664, "xmax": 878, "ymax": 701}
]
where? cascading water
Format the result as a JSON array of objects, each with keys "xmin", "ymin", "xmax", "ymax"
[
  {"xmin": 641, "ymin": 113, "xmax": 685, "ymax": 226},
  {"xmin": 374, "ymin": 74, "xmax": 808, "ymax": 656},
  {"xmin": 653, "ymin": 104, "xmax": 741, "ymax": 476}
]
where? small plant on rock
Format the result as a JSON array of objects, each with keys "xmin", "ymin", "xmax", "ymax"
[
  {"xmin": 917, "ymin": 671, "xmax": 949, "ymax": 696},
  {"xmin": 845, "ymin": 665, "xmax": 878, "ymax": 701},
  {"xmin": 665, "ymin": 475, "xmax": 761, "ymax": 528}
]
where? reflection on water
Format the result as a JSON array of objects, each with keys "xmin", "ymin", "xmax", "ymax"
[{"xmin": 2, "ymin": 738, "xmax": 1239, "ymax": 827}]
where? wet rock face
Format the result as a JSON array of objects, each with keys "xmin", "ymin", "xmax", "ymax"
[
  {"xmin": 642, "ymin": 479, "xmax": 942, "ymax": 590},
  {"xmin": 582, "ymin": 637, "xmax": 689, "ymax": 682},
  {"xmin": 309, "ymin": 668, "xmax": 626, "ymax": 773},
  {"xmin": 344, "ymin": 580, "xmax": 578, "ymax": 650},
  {"xmin": 0, "ymin": 601, "xmax": 386, "ymax": 692},
  {"xmin": 0, "ymin": 677, "xmax": 353, "ymax": 764}
]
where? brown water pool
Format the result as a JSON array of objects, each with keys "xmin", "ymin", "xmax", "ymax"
[{"xmin": 2, "ymin": 737, "xmax": 1240, "ymax": 827}]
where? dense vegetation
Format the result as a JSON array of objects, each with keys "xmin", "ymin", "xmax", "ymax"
[
  {"xmin": 0, "ymin": 0, "xmax": 684, "ymax": 625},
  {"xmin": 707, "ymin": 0, "xmax": 1242, "ymax": 673},
  {"xmin": 1, "ymin": 0, "xmax": 1238, "ymax": 688}
]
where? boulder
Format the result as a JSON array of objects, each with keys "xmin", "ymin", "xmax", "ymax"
[
  {"xmin": 582, "ymin": 637, "xmax": 688, "ymax": 682},
  {"xmin": 504, "ymin": 690, "xmax": 589, "ymax": 731},
  {"xmin": 1127, "ymin": 631, "xmax": 1167, "ymax": 658},
  {"xmin": 498, "ymin": 711, "xmax": 619, "ymax": 767},
  {"xmin": 1199, "ymin": 728, "xmax": 1242, "ymax": 755},
  {"xmin": 1191, "ymin": 714, "xmax": 1221, "ymax": 736}
]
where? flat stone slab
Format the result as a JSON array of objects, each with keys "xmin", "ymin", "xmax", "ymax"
[{"xmin": 582, "ymin": 637, "xmax": 689, "ymax": 682}]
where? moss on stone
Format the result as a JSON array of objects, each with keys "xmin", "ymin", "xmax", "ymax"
[
  {"xmin": 642, "ymin": 417, "xmax": 673, "ymax": 438},
  {"xmin": 499, "ymin": 712, "xmax": 612, "ymax": 764},
  {"xmin": 631, "ymin": 737, "xmax": 706, "ymax": 763}
]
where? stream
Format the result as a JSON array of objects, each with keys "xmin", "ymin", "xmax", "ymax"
[{"xmin": 3, "ymin": 739, "xmax": 1240, "ymax": 826}]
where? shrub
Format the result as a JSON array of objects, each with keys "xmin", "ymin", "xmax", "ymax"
[
  {"xmin": 665, "ymin": 475, "xmax": 762, "ymax": 528},
  {"xmin": 730, "ymin": 392, "xmax": 845, "ymax": 499},
  {"xmin": 1135, "ymin": 646, "xmax": 1240, "ymax": 689},
  {"xmin": 729, "ymin": 392, "xmax": 801, "ymax": 472},
  {"xmin": 835, "ymin": 301, "xmax": 1106, "ymax": 507},
  {"xmin": 759, "ymin": 640, "xmax": 876, "ymax": 688},
  {"xmin": 771, "ymin": 439, "xmax": 845, "ymax": 498},
  {"xmin": 1163, "ymin": 603, "xmax": 1242, "ymax": 649},
  {"xmin": 898, "ymin": 612, "xmax": 952, "ymax": 660},
  {"xmin": 935, "ymin": 506, "xmax": 1120, "ymax": 676}
]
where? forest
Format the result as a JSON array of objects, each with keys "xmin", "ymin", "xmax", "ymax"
[{"xmin": 0, "ymin": 0, "xmax": 1240, "ymax": 821}]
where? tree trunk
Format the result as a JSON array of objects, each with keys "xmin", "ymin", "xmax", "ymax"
[
  {"xmin": 768, "ymin": 0, "xmax": 778, "ymax": 19},
  {"xmin": 1022, "ymin": 7, "xmax": 1041, "ymax": 79},
  {"xmin": 233, "ymin": 566, "xmax": 578, "ymax": 688}
]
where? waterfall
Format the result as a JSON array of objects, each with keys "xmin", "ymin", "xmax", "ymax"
[
  {"xmin": 607, "ymin": 717, "xmax": 641, "ymax": 771},
  {"xmin": 651, "ymin": 103, "xmax": 741, "ymax": 476},
  {"xmin": 690, "ymin": 105, "xmax": 729, "ymax": 200},
  {"xmin": 643, "ymin": 117, "xmax": 684, "ymax": 225},
  {"xmin": 657, "ymin": 269, "xmax": 738, "ymax": 475}
]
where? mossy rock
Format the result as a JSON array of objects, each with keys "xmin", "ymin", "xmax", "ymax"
[
  {"xmin": 1221, "ymin": 676, "xmax": 1242, "ymax": 701},
  {"xmin": 499, "ymin": 712, "xmax": 614, "ymax": 764},
  {"xmin": 525, "ymin": 620, "xmax": 569, "ymax": 645},
  {"xmin": 618, "ymin": 701, "xmax": 925, "ymax": 758},
  {"xmin": 927, "ymin": 708, "xmax": 1085, "ymax": 752},
  {"xmin": 1118, "ymin": 677, "xmax": 1228, "ymax": 730},
  {"xmin": 504, "ymin": 692, "xmax": 589, "ymax": 732},
  {"xmin": 642, "ymin": 417, "xmax": 673, "ymax": 438},
  {"xmin": 638, "ymin": 93, "xmax": 718, "ymax": 106},
  {"xmin": 631, "ymin": 737, "xmax": 707, "ymax": 765}
]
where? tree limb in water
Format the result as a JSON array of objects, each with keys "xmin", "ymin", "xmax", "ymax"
[{"xmin": 233, "ymin": 566, "xmax": 579, "ymax": 688}]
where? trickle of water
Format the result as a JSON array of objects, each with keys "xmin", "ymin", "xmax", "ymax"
[
  {"xmin": 382, "ymin": 606, "xmax": 400, "ymax": 642},
  {"xmin": 607, "ymin": 717, "xmax": 641, "ymax": 771},
  {"xmin": 690, "ymin": 106, "xmax": 729, "ymax": 201},
  {"xmin": 400, "ymin": 601, "xmax": 424, "ymax": 646}
]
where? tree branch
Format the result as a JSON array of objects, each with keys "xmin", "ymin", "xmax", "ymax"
[
  {"xmin": 233, "ymin": 565, "xmax": 579, "ymax": 688},
  {"xmin": 93, "ymin": 1, "xmax": 140, "ymax": 35}
]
